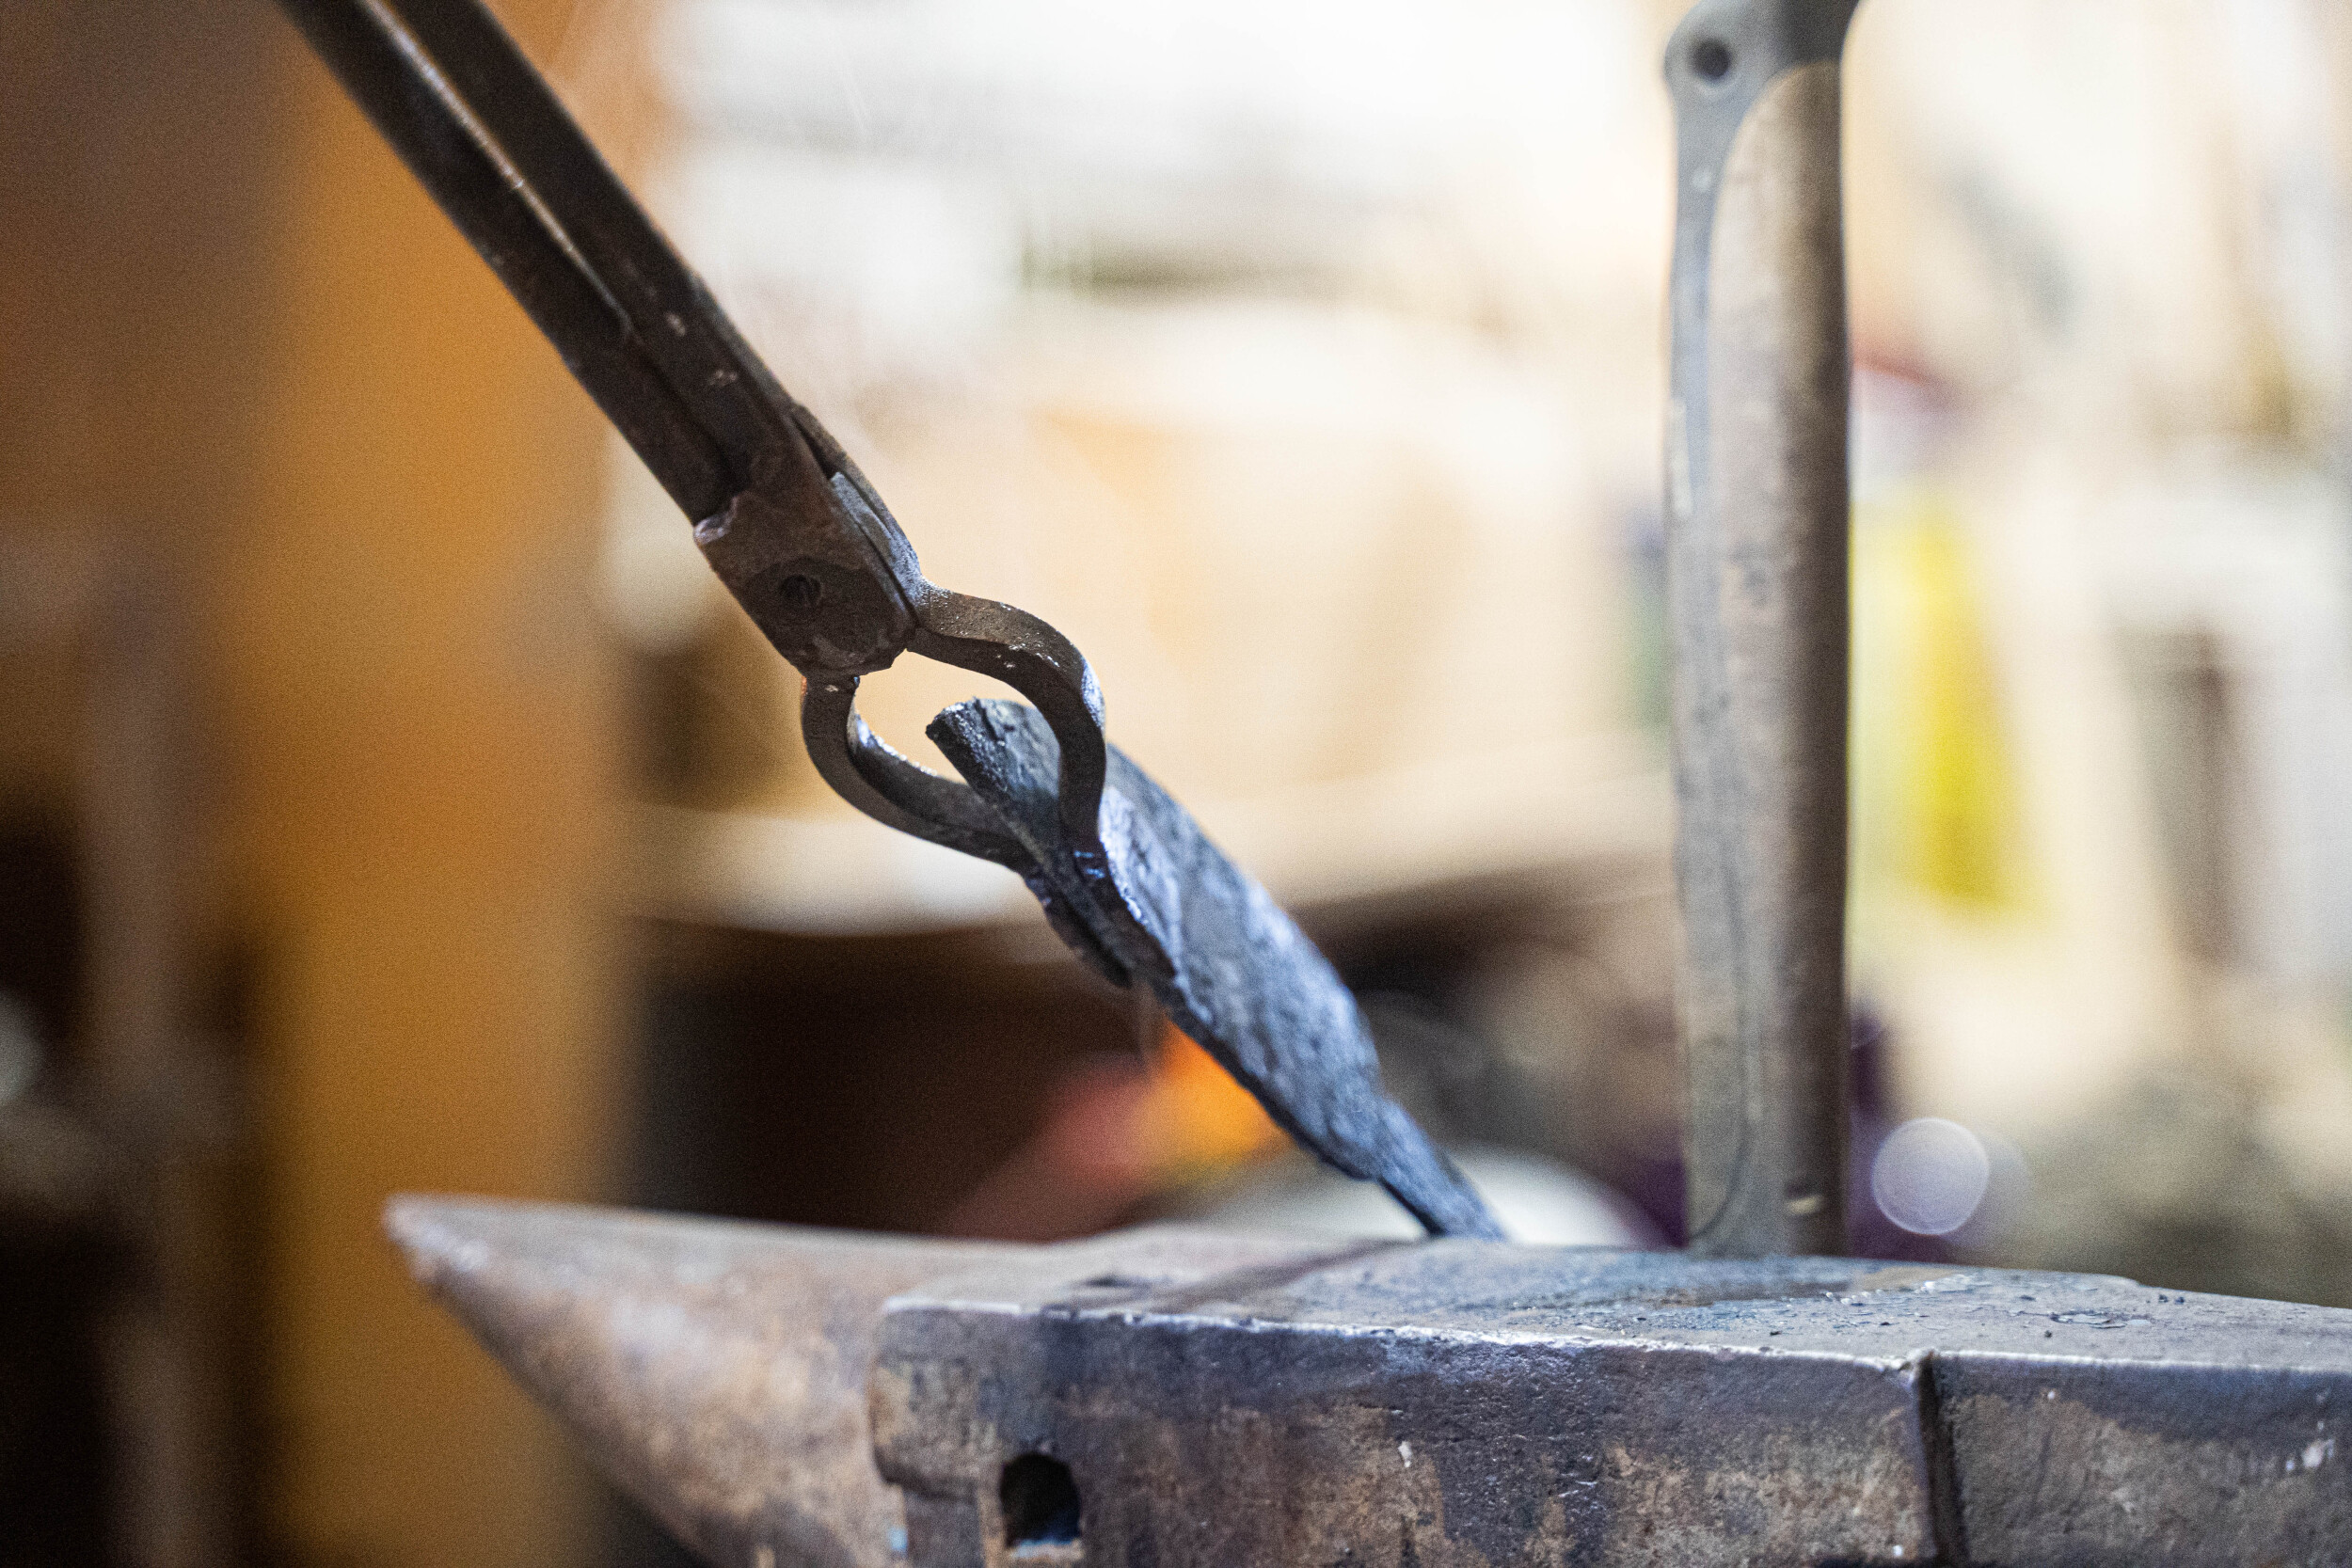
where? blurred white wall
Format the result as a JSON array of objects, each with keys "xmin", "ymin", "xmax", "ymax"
[{"xmin": 606, "ymin": 0, "xmax": 1680, "ymax": 927}]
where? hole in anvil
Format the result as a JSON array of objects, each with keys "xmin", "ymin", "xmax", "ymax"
[{"xmin": 1001, "ymin": 1453, "xmax": 1082, "ymax": 1553}]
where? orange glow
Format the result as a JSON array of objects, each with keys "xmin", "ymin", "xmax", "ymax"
[{"xmin": 1136, "ymin": 1019, "xmax": 1284, "ymax": 1179}]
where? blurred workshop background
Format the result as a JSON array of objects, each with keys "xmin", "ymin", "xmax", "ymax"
[{"xmin": 8, "ymin": 0, "xmax": 2352, "ymax": 1563}]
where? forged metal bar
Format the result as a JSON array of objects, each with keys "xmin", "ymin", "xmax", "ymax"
[
  {"xmin": 391, "ymin": 1196, "xmax": 2352, "ymax": 1568},
  {"xmin": 929, "ymin": 701, "xmax": 1502, "ymax": 1239},
  {"xmin": 1663, "ymin": 0, "xmax": 1859, "ymax": 1258}
]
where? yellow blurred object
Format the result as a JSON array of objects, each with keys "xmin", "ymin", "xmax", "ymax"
[
  {"xmin": 1137, "ymin": 1020, "xmax": 1286, "ymax": 1180},
  {"xmin": 1852, "ymin": 486, "xmax": 2029, "ymax": 915}
]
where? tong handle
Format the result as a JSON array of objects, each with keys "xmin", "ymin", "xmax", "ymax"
[
  {"xmin": 276, "ymin": 0, "xmax": 742, "ymax": 518},
  {"xmin": 279, "ymin": 0, "xmax": 918, "ymax": 668},
  {"xmin": 276, "ymin": 0, "xmax": 1114, "ymax": 872}
]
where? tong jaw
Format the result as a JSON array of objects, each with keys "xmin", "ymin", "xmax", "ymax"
[
  {"xmin": 692, "ymin": 415, "xmax": 1112, "ymax": 879},
  {"xmin": 690, "ymin": 406, "xmax": 921, "ymax": 676}
]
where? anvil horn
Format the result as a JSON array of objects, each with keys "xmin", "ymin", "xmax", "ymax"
[{"xmin": 385, "ymin": 1196, "xmax": 1008, "ymax": 1568}]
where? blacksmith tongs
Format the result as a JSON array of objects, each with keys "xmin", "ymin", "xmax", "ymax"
[{"xmin": 275, "ymin": 0, "xmax": 1501, "ymax": 1239}]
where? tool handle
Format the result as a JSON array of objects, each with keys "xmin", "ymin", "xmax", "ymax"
[
  {"xmin": 1663, "ymin": 0, "xmax": 1857, "ymax": 1257},
  {"xmin": 274, "ymin": 0, "xmax": 741, "ymax": 519},
  {"xmin": 277, "ymin": 0, "xmax": 1120, "ymax": 870},
  {"xmin": 275, "ymin": 0, "xmax": 927, "ymax": 671}
]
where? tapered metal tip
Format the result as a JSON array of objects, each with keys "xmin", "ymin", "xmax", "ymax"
[{"xmin": 385, "ymin": 1196, "xmax": 1009, "ymax": 1568}]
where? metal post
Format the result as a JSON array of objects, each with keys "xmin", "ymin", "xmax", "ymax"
[{"xmin": 1662, "ymin": 0, "xmax": 1858, "ymax": 1257}]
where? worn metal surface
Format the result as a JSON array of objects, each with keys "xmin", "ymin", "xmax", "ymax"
[
  {"xmin": 384, "ymin": 1196, "xmax": 1005, "ymax": 1568},
  {"xmin": 930, "ymin": 701, "xmax": 1502, "ymax": 1240},
  {"xmin": 1663, "ymin": 0, "xmax": 1859, "ymax": 1259},
  {"xmin": 389, "ymin": 1198, "xmax": 2352, "ymax": 1568},
  {"xmin": 876, "ymin": 1227, "xmax": 2352, "ymax": 1567}
]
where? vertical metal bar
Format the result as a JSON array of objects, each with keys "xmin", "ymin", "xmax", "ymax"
[{"xmin": 1662, "ymin": 0, "xmax": 1858, "ymax": 1257}]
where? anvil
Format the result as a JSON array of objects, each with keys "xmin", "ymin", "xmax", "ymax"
[{"xmin": 392, "ymin": 1196, "xmax": 2352, "ymax": 1567}]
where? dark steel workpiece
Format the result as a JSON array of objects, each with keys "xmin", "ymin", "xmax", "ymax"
[
  {"xmin": 272, "ymin": 0, "xmax": 1496, "ymax": 1238},
  {"xmin": 930, "ymin": 701, "xmax": 1503, "ymax": 1240},
  {"xmin": 392, "ymin": 1196, "xmax": 2352, "ymax": 1568},
  {"xmin": 1663, "ymin": 0, "xmax": 1860, "ymax": 1259}
]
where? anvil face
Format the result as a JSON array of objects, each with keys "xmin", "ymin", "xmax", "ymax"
[{"xmin": 393, "ymin": 1199, "xmax": 2352, "ymax": 1568}]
